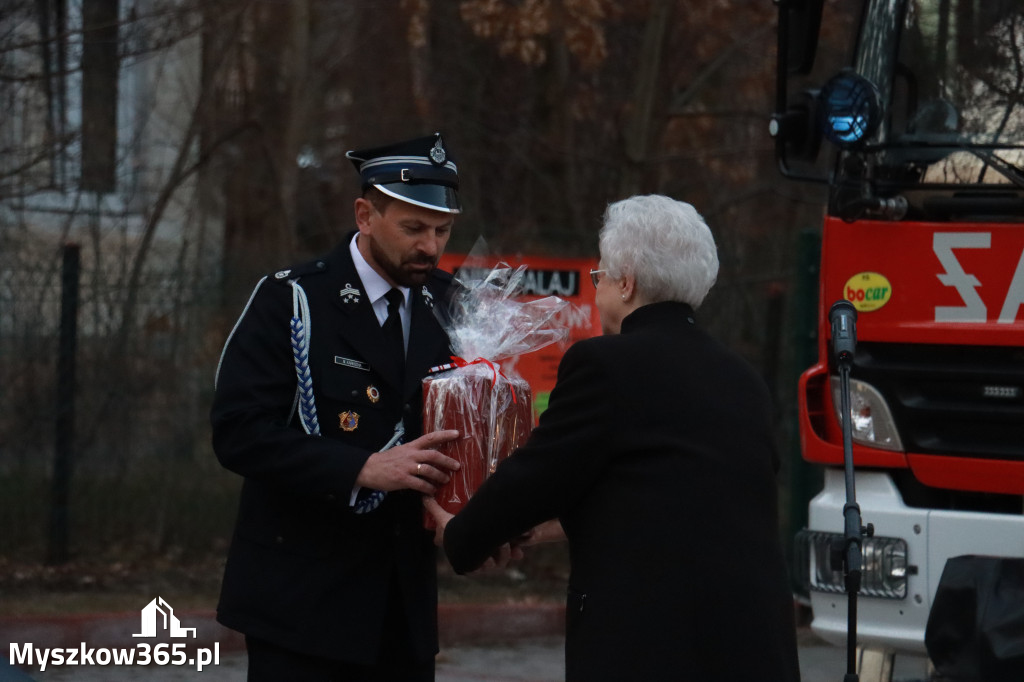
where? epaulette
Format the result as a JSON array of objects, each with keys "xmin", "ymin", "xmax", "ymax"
[
  {"xmin": 424, "ymin": 267, "xmax": 456, "ymax": 300},
  {"xmin": 429, "ymin": 268, "xmax": 454, "ymax": 285},
  {"xmin": 270, "ymin": 258, "xmax": 329, "ymax": 284}
]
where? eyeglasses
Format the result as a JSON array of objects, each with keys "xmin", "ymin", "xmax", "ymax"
[{"xmin": 589, "ymin": 269, "xmax": 607, "ymax": 288}]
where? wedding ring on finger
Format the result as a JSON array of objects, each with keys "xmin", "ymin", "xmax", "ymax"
[{"xmin": 416, "ymin": 463, "xmax": 423, "ymax": 474}]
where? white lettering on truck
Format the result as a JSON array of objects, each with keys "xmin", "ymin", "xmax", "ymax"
[
  {"xmin": 999, "ymin": 249, "xmax": 1024, "ymax": 323},
  {"xmin": 933, "ymin": 232, "xmax": 989, "ymax": 322},
  {"xmin": 933, "ymin": 232, "xmax": 1024, "ymax": 323}
]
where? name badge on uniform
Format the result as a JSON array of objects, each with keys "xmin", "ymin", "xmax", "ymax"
[{"xmin": 335, "ymin": 356, "xmax": 369, "ymax": 371}]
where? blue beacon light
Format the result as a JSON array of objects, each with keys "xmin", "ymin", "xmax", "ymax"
[{"xmin": 819, "ymin": 71, "xmax": 882, "ymax": 147}]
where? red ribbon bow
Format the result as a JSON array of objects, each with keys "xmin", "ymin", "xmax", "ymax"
[{"xmin": 449, "ymin": 356, "xmax": 518, "ymax": 404}]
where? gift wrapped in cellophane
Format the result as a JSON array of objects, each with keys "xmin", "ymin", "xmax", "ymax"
[{"xmin": 424, "ymin": 263, "xmax": 571, "ymax": 517}]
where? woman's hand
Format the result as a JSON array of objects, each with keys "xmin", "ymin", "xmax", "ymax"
[{"xmin": 516, "ymin": 519, "xmax": 566, "ymax": 546}]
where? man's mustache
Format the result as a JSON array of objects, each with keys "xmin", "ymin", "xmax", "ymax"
[{"xmin": 407, "ymin": 256, "xmax": 438, "ymax": 267}]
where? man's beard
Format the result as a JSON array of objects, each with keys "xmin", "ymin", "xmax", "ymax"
[{"xmin": 369, "ymin": 237, "xmax": 436, "ymax": 288}]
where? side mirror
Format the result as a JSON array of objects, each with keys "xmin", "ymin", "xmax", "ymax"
[
  {"xmin": 774, "ymin": 0, "xmax": 827, "ymax": 180},
  {"xmin": 770, "ymin": 89, "xmax": 822, "ymax": 163}
]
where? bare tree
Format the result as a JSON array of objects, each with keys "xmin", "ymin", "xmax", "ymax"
[
  {"xmin": 0, "ymin": 0, "xmax": 257, "ymax": 560},
  {"xmin": 0, "ymin": 0, "xmax": 860, "ymax": 564}
]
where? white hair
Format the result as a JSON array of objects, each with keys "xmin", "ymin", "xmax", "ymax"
[{"xmin": 599, "ymin": 195, "xmax": 719, "ymax": 308}]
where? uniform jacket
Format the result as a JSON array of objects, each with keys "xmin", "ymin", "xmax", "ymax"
[
  {"xmin": 443, "ymin": 301, "xmax": 802, "ymax": 681},
  {"xmin": 211, "ymin": 234, "xmax": 454, "ymax": 664}
]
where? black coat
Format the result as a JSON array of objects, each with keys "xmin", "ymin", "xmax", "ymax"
[
  {"xmin": 443, "ymin": 301, "xmax": 802, "ymax": 681},
  {"xmin": 210, "ymin": 235, "xmax": 454, "ymax": 664}
]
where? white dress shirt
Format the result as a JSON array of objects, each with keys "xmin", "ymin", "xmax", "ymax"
[{"xmin": 349, "ymin": 234, "xmax": 409, "ymax": 352}]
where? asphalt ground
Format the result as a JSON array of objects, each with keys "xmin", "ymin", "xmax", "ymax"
[
  {"xmin": 3, "ymin": 599, "xmax": 937, "ymax": 681},
  {"xmin": 2, "ymin": 639, "xmax": 568, "ymax": 681},
  {"xmin": 1, "ymin": 622, "xmax": 857, "ymax": 682},
  {"xmin": 4, "ymin": 633, "xmax": 852, "ymax": 682}
]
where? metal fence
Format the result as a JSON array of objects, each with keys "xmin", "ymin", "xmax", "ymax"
[{"xmin": 0, "ymin": 242, "xmax": 238, "ymax": 562}]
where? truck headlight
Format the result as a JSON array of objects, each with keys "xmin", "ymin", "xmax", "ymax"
[
  {"xmin": 830, "ymin": 376, "xmax": 904, "ymax": 451},
  {"xmin": 797, "ymin": 530, "xmax": 909, "ymax": 600}
]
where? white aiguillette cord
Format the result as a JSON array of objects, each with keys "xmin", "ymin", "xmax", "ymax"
[{"xmin": 289, "ymin": 279, "xmax": 400, "ymax": 514}]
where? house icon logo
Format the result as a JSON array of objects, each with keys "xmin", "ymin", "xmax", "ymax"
[{"xmin": 132, "ymin": 597, "xmax": 197, "ymax": 638}]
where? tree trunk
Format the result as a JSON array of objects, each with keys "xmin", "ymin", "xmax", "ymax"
[{"xmin": 619, "ymin": 0, "xmax": 674, "ymax": 197}]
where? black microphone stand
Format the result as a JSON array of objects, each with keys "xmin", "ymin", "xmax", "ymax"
[{"xmin": 828, "ymin": 300, "xmax": 873, "ymax": 682}]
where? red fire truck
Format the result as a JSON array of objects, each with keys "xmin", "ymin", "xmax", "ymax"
[{"xmin": 773, "ymin": 1, "xmax": 1024, "ymax": 679}]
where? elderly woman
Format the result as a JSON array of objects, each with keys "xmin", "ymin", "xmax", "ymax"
[{"xmin": 425, "ymin": 195, "xmax": 801, "ymax": 681}]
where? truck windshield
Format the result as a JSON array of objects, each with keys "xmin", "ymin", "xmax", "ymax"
[{"xmin": 860, "ymin": 0, "xmax": 1024, "ymax": 186}]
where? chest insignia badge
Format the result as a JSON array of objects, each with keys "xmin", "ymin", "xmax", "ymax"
[
  {"xmin": 339, "ymin": 411, "xmax": 360, "ymax": 432},
  {"xmin": 339, "ymin": 283, "xmax": 361, "ymax": 305},
  {"xmin": 366, "ymin": 385, "xmax": 381, "ymax": 403}
]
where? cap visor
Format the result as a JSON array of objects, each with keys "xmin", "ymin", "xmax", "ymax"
[{"xmin": 375, "ymin": 183, "xmax": 461, "ymax": 214}]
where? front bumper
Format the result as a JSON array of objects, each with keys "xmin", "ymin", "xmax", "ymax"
[{"xmin": 798, "ymin": 468, "xmax": 1024, "ymax": 654}]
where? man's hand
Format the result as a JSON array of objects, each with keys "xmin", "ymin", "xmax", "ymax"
[
  {"xmin": 422, "ymin": 496, "xmax": 454, "ymax": 547},
  {"xmin": 356, "ymin": 429, "xmax": 461, "ymax": 495},
  {"xmin": 422, "ymin": 497, "xmax": 524, "ymax": 573}
]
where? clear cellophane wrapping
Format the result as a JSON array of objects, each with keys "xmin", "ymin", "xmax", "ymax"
[
  {"xmin": 423, "ymin": 263, "xmax": 571, "ymax": 518},
  {"xmin": 423, "ymin": 369, "xmax": 532, "ymax": 514}
]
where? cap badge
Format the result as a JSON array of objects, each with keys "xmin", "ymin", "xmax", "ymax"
[
  {"xmin": 339, "ymin": 411, "xmax": 360, "ymax": 432},
  {"xmin": 366, "ymin": 386, "xmax": 381, "ymax": 403},
  {"xmin": 429, "ymin": 137, "xmax": 447, "ymax": 165},
  {"xmin": 339, "ymin": 283, "xmax": 361, "ymax": 305},
  {"xmin": 421, "ymin": 285, "xmax": 434, "ymax": 308},
  {"xmin": 274, "ymin": 269, "xmax": 292, "ymax": 279}
]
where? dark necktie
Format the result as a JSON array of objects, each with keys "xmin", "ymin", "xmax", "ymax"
[
  {"xmin": 354, "ymin": 288, "xmax": 405, "ymax": 516},
  {"xmin": 383, "ymin": 288, "xmax": 406, "ymax": 370}
]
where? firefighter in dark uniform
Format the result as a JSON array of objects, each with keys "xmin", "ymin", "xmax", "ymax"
[{"xmin": 211, "ymin": 133, "xmax": 464, "ymax": 681}]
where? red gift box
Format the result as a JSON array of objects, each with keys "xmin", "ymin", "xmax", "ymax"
[
  {"xmin": 422, "ymin": 262, "xmax": 572, "ymax": 524},
  {"xmin": 423, "ymin": 363, "xmax": 533, "ymax": 516}
]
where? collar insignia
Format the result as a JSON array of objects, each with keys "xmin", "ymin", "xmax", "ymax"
[{"xmin": 421, "ymin": 285, "xmax": 435, "ymax": 308}]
